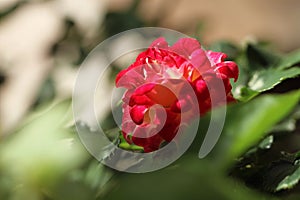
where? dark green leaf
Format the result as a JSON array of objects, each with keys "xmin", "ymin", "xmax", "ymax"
[
  {"xmin": 276, "ymin": 160, "xmax": 300, "ymax": 191},
  {"xmin": 209, "ymin": 41, "xmax": 239, "ymax": 60},
  {"xmin": 246, "ymin": 44, "xmax": 281, "ymax": 70},
  {"xmin": 102, "ymin": 156, "xmax": 273, "ymax": 200},
  {"xmin": 248, "ymin": 67, "xmax": 300, "ymax": 92},
  {"xmin": 262, "ymin": 159, "xmax": 298, "ymax": 192}
]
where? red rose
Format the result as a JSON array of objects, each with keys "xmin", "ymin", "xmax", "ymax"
[{"xmin": 116, "ymin": 37, "xmax": 238, "ymax": 152}]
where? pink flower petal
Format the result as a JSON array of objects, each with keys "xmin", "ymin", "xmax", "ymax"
[
  {"xmin": 206, "ymin": 50, "xmax": 227, "ymax": 65},
  {"xmin": 149, "ymin": 37, "xmax": 168, "ymax": 49},
  {"xmin": 190, "ymin": 49, "xmax": 211, "ymax": 72},
  {"xmin": 170, "ymin": 38, "xmax": 201, "ymax": 59}
]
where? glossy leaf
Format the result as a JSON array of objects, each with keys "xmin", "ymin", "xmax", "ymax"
[
  {"xmin": 276, "ymin": 164, "xmax": 300, "ymax": 191},
  {"xmin": 248, "ymin": 67, "xmax": 300, "ymax": 92},
  {"xmin": 232, "ymin": 43, "xmax": 300, "ymax": 101}
]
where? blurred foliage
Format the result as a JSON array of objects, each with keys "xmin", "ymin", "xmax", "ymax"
[
  {"xmin": 104, "ymin": 0, "xmax": 146, "ymax": 37},
  {"xmin": 0, "ymin": 1, "xmax": 300, "ymax": 200},
  {"xmin": 103, "ymin": 156, "xmax": 269, "ymax": 200},
  {"xmin": 33, "ymin": 78, "xmax": 56, "ymax": 108}
]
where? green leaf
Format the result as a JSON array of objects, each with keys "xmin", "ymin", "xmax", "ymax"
[
  {"xmin": 271, "ymin": 105, "xmax": 300, "ymax": 133},
  {"xmin": 213, "ymin": 90, "xmax": 300, "ymax": 166},
  {"xmin": 118, "ymin": 134, "xmax": 144, "ymax": 151},
  {"xmin": 234, "ymin": 86, "xmax": 259, "ymax": 102},
  {"xmin": 276, "ymin": 49, "xmax": 300, "ymax": 69},
  {"xmin": 102, "ymin": 156, "xmax": 273, "ymax": 200},
  {"xmin": 246, "ymin": 44, "xmax": 281, "ymax": 70},
  {"xmin": 209, "ymin": 41, "xmax": 239, "ymax": 60},
  {"xmin": 276, "ymin": 161, "xmax": 300, "ymax": 191},
  {"xmin": 258, "ymin": 135, "xmax": 274, "ymax": 149},
  {"xmin": 0, "ymin": 101, "xmax": 89, "ymax": 198},
  {"xmin": 261, "ymin": 158, "xmax": 298, "ymax": 192},
  {"xmin": 232, "ymin": 44, "xmax": 300, "ymax": 100},
  {"xmin": 83, "ymin": 161, "xmax": 113, "ymax": 191},
  {"xmin": 248, "ymin": 67, "xmax": 300, "ymax": 92}
]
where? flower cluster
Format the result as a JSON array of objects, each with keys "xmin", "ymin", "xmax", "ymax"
[{"xmin": 116, "ymin": 37, "xmax": 238, "ymax": 152}]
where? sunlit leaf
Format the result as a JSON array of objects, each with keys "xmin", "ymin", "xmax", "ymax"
[
  {"xmin": 232, "ymin": 44, "xmax": 300, "ymax": 101},
  {"xmin": 248, "ymin": 68, "xmax": 300, "ymax": 92}
]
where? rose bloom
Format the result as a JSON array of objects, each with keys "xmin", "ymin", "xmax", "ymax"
[{"xmin": 115, "ymin": 37, "xmax": 238, "ymax": 152}]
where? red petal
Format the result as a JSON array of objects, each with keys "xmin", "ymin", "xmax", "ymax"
[
  {"xmin": 215, "ymin": 61, "xmax": 239, "ymax": 82},
  {"xmin": 130, "ymin": 105, "xmax": 148, "ymax": 125},
  {"xmin": 129, "ymin": 94, "xmax": 153, "ymax": 106},
  {"xmin": 132, "ymin": 132, "xmax": 164, "ymax": 152},
  {"xmin": 193, "ymin": 78, "xmax": 209, "ymax": 101},
  {"xmin": 146, "ymin": 85, "xmax": 177, "ymax": 107},
  {"xmin": 158, "ymin": 110, "xmax": 181, "ymax": 141},
  {"xmin": 134, "ymin": 83, "xmax": 156, "ymax": 95}
]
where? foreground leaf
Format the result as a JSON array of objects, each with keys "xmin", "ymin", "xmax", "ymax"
[
  {"xmin": 212, "ymin": 90, "xmax": 300, "ymax": 167},
  {"xmin": 0, "ymin": 101, "xmax": 89, "ymax": 199},
  {"xmin": 101, "ymin": 156, "xmax": 273, "ymax": 200}
]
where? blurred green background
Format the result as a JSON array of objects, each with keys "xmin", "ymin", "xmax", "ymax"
[{"xmin": 0, "ymin": 0, "xmax": 299, "ymax": 200}]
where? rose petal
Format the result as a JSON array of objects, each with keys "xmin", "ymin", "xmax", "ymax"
[
  {"xmin": 130, "ymin": 105, "xmax": 148, "ymax": 125},
  {"xmin": 132, "ymin": 131, "xmax": 164, "ymax": 152},
  {"xmin": 170, "ymin": 38, "xmax": 201, "ymax": 59},
  {"xmin": 215, "ymin": 61, "xmax": 239, "ymax": 82},
  {"xmin": 146, "ymin": 85, "xmax": 177, "ymax": 107},
  {"xmin": 193, "ymin": 78, "xmax": 209, "ymax": 101},
  {"xmin": 191, "ymin": 49, "xmax": 211, "ymax": 73},
  {"xmin": 158, "ymin": 111, "xmax": 181, "ymax": 141},
  {"xmin": 129, "ymin": 94, "xmax": 153, "ymax": 106},
  {"xmin": 150, "ymin": 37, "xmax": 168, "ymax": 49},
  {"xmin": 134, "ymin": 83, "xmax": 156, "ymax": 95},
  {"xmin": 206, "ymin": 50, "xmax": 227, "ymax": 65}
]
